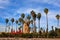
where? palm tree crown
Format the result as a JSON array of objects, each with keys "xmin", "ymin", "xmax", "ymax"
[
  {"xmin": 11, "ymin": 18, "xmax": 14, "ymax": 23},
  {"xmin": 21, "ymin": 13, "xmax": 25, "ymax": 19},
  {"xmin": 56, "ymin": 14, "xmax": 59, "ymax": 20},
  {"xmin": 44, "ymin": 8, "xmax": 48, "ymax": 15},
  {"xmin": 11, "ymin": 18, "xmax": 14, "ymax": 31},
  {"xmin": 56, "ymin": 14, "xmax": 60, "ymax": 27},
  {"xmin": 31, "ymin": 10, "xmax": 35, "ymax": 18},
  {"xmin": 37, "ymin": 13, "xmax": 41, "ymax": 32},
  {"xmin": 19, "ymin": 18, "xmax": 24, "ymax": 24},
  {"xmin": 5, "ymin": 18, "xmax": 9, "ymax": 24},
  {"xmin": 16, "ymin": 20, "xmax": 18, "ymax": 24},
  {"xmin": 27, "ymin": 15, "xmax": 31, "ymax": 20},
  {"xmin": 37, "ymin": 13, "xmax": 41, "ymax": 20}
]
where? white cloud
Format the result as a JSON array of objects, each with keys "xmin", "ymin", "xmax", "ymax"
[
  {"xmin": 26, "ymin": 0, "xmax": 60, "ymax": 7},
  {"xmin": 17, "ymin": 7, "xmax": 60, "ymax": 20},
  {"xmin": 17, "ymin": 7, "xmax": 43, "ymax": 14},
  {"xmin": 0, "ymin": 6, "xmax": 4, "ymax": 9},
  {"xmin": 0, "ymin": 0, "xmax": 10, "ymax": 8}
]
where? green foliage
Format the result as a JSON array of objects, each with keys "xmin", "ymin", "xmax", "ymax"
[
  {"xmin": 37, "ymin": 13, "xmax": 41, "ymax": 20},
  {"xmin": 5, "ymin": 18, "xmax": 9, "ymax": 24},
  {"xmin": 11, "ymin": 18, "xmax": 14, "ymax": 23},
  {"xmin": 27, "ymin": 15, "xmax": 31, "ymax": 20},
  {"xmin": 44, "ymin": 8, "xmax": 48, "ymax": 14},
  {"xmin": 16, "ymin": 20, "xmax": 18, "ymax": 24},
  {"xmin": 48, "ymin": 30, "xmax": 57, "ymax": 38},
  {"xmin": 56, "ymin": 14, "xmax": 59, "ymax": 20},
  {"xmin": 21, "ymin": 13, "xmax": 25, "ymax": 18}
]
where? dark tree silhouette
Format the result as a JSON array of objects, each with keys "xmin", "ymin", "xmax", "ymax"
[
  {"xmin": 31, "ymin": 10, "xmax": 36, "ymax": 33},
  {"xmin": 5, "ymin": 18, "xmax": 9, "ymax": 32},
  {"xmin": 21, "ymin": 13, "xmax": 25, "ymax": 19},
  {"xmin": 27, "ymin": 15, "xmax": 31, "ymax": 20},
  {"xmin": 56, "ymin": 14, "xmax": 60, "ymax": 27},
  {"xmin": 16, "ymin": 20, "xmax": 18, "ymax": 32},
  {"xmin": 11, "ymin": 18, "xmax": 14, "ymax": 32},
  {"xmin": 37, "ymin": 13, "xmax": 41, "ymax": 32},
  {"xmin": 44, "ymin": 8, "xmax": 48, "ymax": 33}
]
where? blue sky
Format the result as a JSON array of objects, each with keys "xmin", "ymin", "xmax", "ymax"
[{"xmin": 0, "ymin": 0, "xmax": 60, "ymax": 32}]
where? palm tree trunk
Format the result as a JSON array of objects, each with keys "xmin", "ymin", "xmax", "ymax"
[
  {"xmin": 57, "ymin": 19, "xmax": 59, "ymax": 27},
  {"xmin": 11, "ymin": 23, "xmax": 13, "ymax": 32},
  {"xmin": 39, "ymin": 20, "xmax": 40, "ymax": 32},
  {"xmin": 8, "ymin": 26, "xmax": 10, "ymax": 33},
  {"xmin": 5, "ymin": 23, "xmax": 7, "ymax": 32},
  {"xmin": 46, "ymin": 14, "xmax": 48, "ymax": 37},
  {"xmin": 22, "ymin": 24, "xmax": 23, "ymax": 33},
  {"xmin": 33, "ymin": 19, "xmax": 36, "ymax": 33},
  {"xmin": 16, "ymin": 24, "xmax": 17, "ymax": 32}
]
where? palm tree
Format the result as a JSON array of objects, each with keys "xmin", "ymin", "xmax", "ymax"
[
  {"xmin": 44, "ymin": 8, "xmax": 48, "ymax": 33},
  {"xmin": 31, "ymin": 10, "xmax": 36, "ymax": 33},
  {"xmin": 5, "ymin": 18, "xmax": 9, "ymax": 32},
  {"xmin": 27, "ymin": 15, "xmax": 31, "ymax": 20},
  {"xmin": 21, "ymin": 13, "xmax": 25, "ymax": 19},
  {"xmin": 16, "ymin": 20, "xmax": 18, "ymax": 32},
  {"xmin": 11, "ymin": 18, "xmax": 14, "ymax": 32},
  {"xmin": 30, "ymin": 20, "xmax": 33, "ymax": 32},
  {"xmin": 27, "ymin": 14, "xmax": 31, "ymax": 25},
  {"xmin": 37, "ymin": 13, "xmax": 41, "ymax": 32},
  {"xmin": 56, "ymin": 14, "xmax": 59, "ymax": 27},
  {"xmin": 19, "ymin": 17, "xmax": 24, "ymax": 32},
  {"xmin": 21, "ymin": 13, "xmax": 25, "ymax": 32},
  {"xmin": 44, "ymin": 8, "xmax": 48, "ymax": 37},
  {"xmin": 27, "ymin": 15, "xmax": 31, "ymax": 32}
]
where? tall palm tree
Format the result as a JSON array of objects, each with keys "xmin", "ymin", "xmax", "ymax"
[
  {"xmin": 31, "ymin": 10, "xmax": 36, "ymax": 33},
  {"xmin": 21, "ymin": 13, "xmax": 25, "ymax": 32},
  {"xmin": 19, "ymin": 17, "xmax": 24, "ymax": 32},
  {"xmin": 5, "ymin": 18, "xmax": 9, "ymax": 32},
  {"xmin": 16, "ymin": 20, "xmax": 18, "ymax": 32},
  {"xmin": 11, "ymin": 18, "xmax": 14, "ymax": 32},
  {"xmin": 37, "ymin": 13, "xmax": 41, "ymax": 32},
  {"xmin": 56, "ymin": 14, "xmax": 59, "ymax": 27},
  {"xmin": 27, "ymin": 15, "xmax": 31, "ymax": 32},
  {"xmin": 27, "ymin": 15, "xmax": 31, "ymax": 25},
  {"xmin": 30, "ymin": 20, "xmax": 33, "ymax": 32},
  {"xmin": 44, "ymin": 8, "xmax": 48, "ymax": 33}
]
